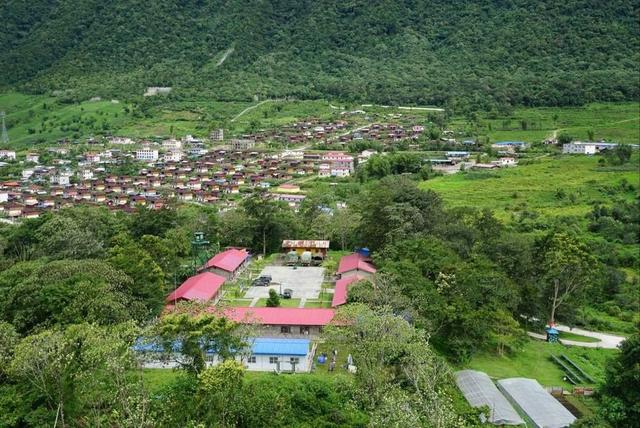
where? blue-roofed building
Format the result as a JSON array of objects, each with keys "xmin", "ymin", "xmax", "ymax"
[
  {"xmin": 134, "ymin": 337, "xmax": 314, "ymax": 373},
  {"xmin": 491, "ymin": 141, "xmax": 529, "ymax": 151},
  {"xmin": 248, "ymin": 338, "xmax": 313, "ymax": 372}
]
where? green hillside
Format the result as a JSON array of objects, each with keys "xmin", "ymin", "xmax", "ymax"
[{"xmin": 1, "ymin": 0, "xmax": 638, "ymax": 109}]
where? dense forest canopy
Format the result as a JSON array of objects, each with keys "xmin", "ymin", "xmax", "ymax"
[{"xmin": 1, "ymin": 0, "xmax": 639, "ymax": 109}]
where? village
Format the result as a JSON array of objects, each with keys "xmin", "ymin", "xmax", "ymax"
[{"xmin": 1, "ymin": 111, "xmax": 621, "ymax": 222}]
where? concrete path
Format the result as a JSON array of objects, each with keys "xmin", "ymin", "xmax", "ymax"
[
  {"xmin": 298, "ymin": 298, "xmax": 307, "ymax": 308},
  {"xmin": 249, "ymin": 297, "xmax": 260, "ymax": 307},
  {"xmin": 555, "ymin": 325, "xmax": 626, "ymax": 349},
  {"xmin": 527, "ymin": 325, "xmax": 626, "ymax": 349}
]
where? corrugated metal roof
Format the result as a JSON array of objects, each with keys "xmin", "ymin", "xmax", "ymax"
[
  {"xmin": 166, "ymin": 272, "xmax": 225, "ymax": 302},
  {"xmin": 497, "ymin": 378, "xmax": 576, "ymax": 428},
  {"xmin": 220, "ymin": 307, "xmax": 335, "ymax": 326},
  {"xmin": 332, "ymin": 275, "xmax": 369, "ymax": 307},
  {"xmin": 455, "ymin": 370, "xmax": 524, "ymax": 426},
  {"xmin": 281, "ymin": 240, "xmax": 330, "ymax": 249},
  {"xmin": 337, "ymin": 253, "xmax": 376, "ymax": 274},
  {"xmin": 251, "ymin": 338, "xmax": 310, "ymax": 356},
  {"xmin": 204, "ymin": 248, "xmax": 249, "ymax": 272}
]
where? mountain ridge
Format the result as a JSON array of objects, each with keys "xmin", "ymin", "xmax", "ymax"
[{"xmin": 1, "ymin": 0, "xmax": 638, "ymax": 110}]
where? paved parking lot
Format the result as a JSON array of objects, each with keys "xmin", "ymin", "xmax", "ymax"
[{"xmin": 243, "ymin": 266, "xmax": 325, "ymax": 299}]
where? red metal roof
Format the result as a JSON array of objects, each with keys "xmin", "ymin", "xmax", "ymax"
[
  {"xmin": 221, "ymin": 307, "xmax": 335, "ymax": 326},
  {"xmin": 204, "ymin": 248, "xmax": 249, "ymax": 272},
  {"xmin": 332, "ymin": 275, "xmax": 368, "ymax": 307},
  {"xmin": 166, "ymin": 272, "xmax": 225, "ymax": 303},
  {"xmin": 337, "ymin": 253, "xmax": 377, "ymax": 274}
]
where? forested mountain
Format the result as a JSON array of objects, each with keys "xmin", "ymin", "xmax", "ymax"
[{"xmin": 1, "ymin": 0, "xmax": 638, "ymax": 110}]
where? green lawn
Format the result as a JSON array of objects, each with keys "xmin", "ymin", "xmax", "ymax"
[
  {"xmin": 464, "ymin": 339, "xmax": 617, "ymax": 388},
  {"xmin": 255, "ymin": 297, "xmax": 301, "ymax": 308},
  {"xmin": 142, "ymin": 368, "xmax": 180, "ymax": 393},
  {"xmin": 313, "ymin": 341, "xmax": 355, "ymax": 377},
  {"xmin": 558, "ymin": 331, "xmax": 601, "ymax": 343}
]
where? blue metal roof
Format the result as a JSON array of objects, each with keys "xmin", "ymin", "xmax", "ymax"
[
  {"xmin": 494, "ymin": 141, "xmax": 526, "ymax": 146},
  {"xmin": 133, "ymin": 337, "xmax": 311, "ymax": 356},
  {"xmin": 251, "ymin": 338, "xmax": 310, "ymax": 356}
]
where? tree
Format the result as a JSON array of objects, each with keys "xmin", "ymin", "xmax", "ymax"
[
  {"xmin": 0, "ymin": 259, "xmax": 141, "ymax": 334},
  {"xmin": 108, "ymin": 234, "xmax": 166, "ymax": 314},
  {"xmin": 242, "ymin": 190, "xmax": 295, "ymax": 255},
  {"xmin": 557, "ymin": 133, "xmax": 573, "ymax": 145},
  {"xmin": 325, "ymin": 305, "xmax": 468, "ymax": 425},
  {"xmin": 330, "ymin": 207, "xmax": 362, "ymax": 251},
  {"xmin": 8, "ymin": 323, "xmax": 153, "ymax": 428},
  {"xmin": 153, "ymin": 313, "xmax": 249, "ymax": 374},
  {"xmin": 597, "ymin": 330, "xmax": 640, "ymax": 426},
  {"xmin": 605, "ymin": 144, "xmax": 633, "ymax": 165},
  {"xmin": 35, "ymin": 216, "xmax": 104, "ymax": 259},
  {"xmin": 197, "ymin": 360, "xmax": 245, "ymax": 427},
  {"xmin": 356, "ymin": 176, "xmax": 442, "ymax": 250},
  {"xmin": 537, "ymin": 232, "xmax": 596, "ymax": 324},
  {"xmin": 266, "ymin": 288, "xmax": 280, "ymax": 307}
]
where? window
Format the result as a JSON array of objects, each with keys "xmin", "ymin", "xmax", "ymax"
[
  {"xmin": 300, "ymin": 327, "xmax": 309, "ymax": 335},
  {"xmin": 280, "ymin": 326, "xmax": 291, "ymax": 334},
  {"xmin": 248, "ymin": 356, "xmax": 256, "ymax": 364},
  {"xmin": 269, "ymin": 357, "xmax": 279, "ymax": 364},
  {"xmin": 290, "ymin": 357, "xmax": 300, "ymax": 364}
]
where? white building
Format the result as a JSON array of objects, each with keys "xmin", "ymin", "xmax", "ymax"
[
  {"xmin": 135, "ymin": 147, "xmax": 159, "ymax": 162},
  {"xmin": 78, "ymin": 169, "xmax": 94, "ymax": 180},
  {"xmin": 109, "ymin": 137, "xmax": 136, "ymax": 145},
  {"xmin": 50, "ymin": 170, "xmax": 73, "ymax": 186},
  {"xmin": 163, "ymin": 150, "xmax": 183, "ymax": 162},
  {"xmin": 210, "ymin": 129, "xmax": 224, "ymax": 141},
  {"xmin": 230, "ymin": 139, "xmax": 256, "ymax": 150},
  {"xmin": 0, "ymin": 150, "xmax": 16, "ymax": 160},
  {"xmin": 562, "ymin": 142, "xmax": 597, "ymax": 155},
  {"xmin": 22, "ymin": 169, "xmax": 34, "ymax": 179},
  {"xmin": 26, "ymin": 153, "xmax": 40, "ymax": 163},
  {"xmin": 318, "ymin": 164, "xmax": 331, "ymax": 177},
  {"xmin": 136, "ymin": 338, "xmax": 314, "ymax": 373},
  {"xmin": 491, "ymin": 157, "xmax": 517, "ymax": 167},
  {"xmin": 331, "ymin": 166, "xmax": 351, "ymax": 177},
  {"xmin": 162, "ymin": 139, "xmax": 182, "ymax": 150}
]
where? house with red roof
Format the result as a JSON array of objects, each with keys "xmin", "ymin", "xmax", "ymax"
[
  {"xmin": 337, "ymin": 252, "xmax": 376, "ymax": 279},
  {"xmin": 220, "ymin": 307, "xmax": 335, "ymax": 336},
  {"xmin": 166, "ymin": 272, "xmax": 226, "ymax": 304},
  {"xmin": 202, "ymin": 248, "xmax": 250, "ymax": 279},
  {"xmin": 332, "ymin": 274, "xmax": 370, "ymax": 307}
]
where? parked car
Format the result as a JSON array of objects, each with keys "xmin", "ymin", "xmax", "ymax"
[
  {"xmin": 252, "ymin": 275, "xmax": 272, "ymax": 287},
  {"xmin": 282, "ymin": 288, "xmax": 293, "ymax": 299}
]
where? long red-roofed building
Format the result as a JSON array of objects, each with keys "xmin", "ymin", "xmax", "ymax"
[
  {"xmin": 202, "ymin": 248, "xmax": 250, "ymax": 279},
  {"xmin": 166, "ymin": 272, "xmax": 225, "ymax": 304},
  {"xmin": 332, "ymin": 274, "xmax": 369, "ymax": 307},
  {"xmin": 219, "ymin": 307, "xmax": 335, "ymax": 336}
]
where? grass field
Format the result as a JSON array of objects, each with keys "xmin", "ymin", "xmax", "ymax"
[
  {"xmin": 558, "ymin": 331, "xmax": 601, "ymax": 343},
  {"xmin": 464, "ymin": 339, "xmax": 617, "ymax": 388},
  {"xmin": 450, "ymin": 102, "xmax": 640, "ymax": 144},
  {"xmin": 420, "ymin": 155, "xmax": 639, "ymax": 222},
  {"xmin": 3, "ymin": 92, "xmax": 637, "ymax": 150}
]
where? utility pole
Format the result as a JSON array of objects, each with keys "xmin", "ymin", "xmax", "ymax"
[{"xmin": 1, "ymin": 112, "xmax": 8, "ymax": 145}]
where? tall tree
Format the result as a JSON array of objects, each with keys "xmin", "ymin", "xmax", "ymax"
[{"xmin": 537, "ymin": 232, "xmax": 596, "ymax": 324}]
